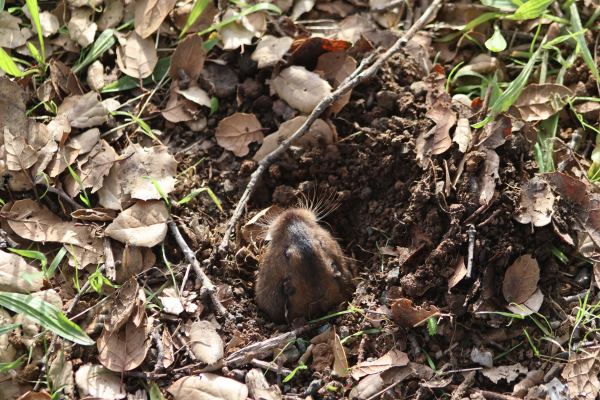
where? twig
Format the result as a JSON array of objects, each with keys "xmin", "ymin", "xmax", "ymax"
[
  {"xmin": 218, "ymin": 0, "xmax": 444, "ymax": 252},
  {"xmin": 226, "ymin": 325, "xmax": 312, "ymax": 367},
  {"xmin": 38, "ymin": 183, "xmax": 83, "ymax": 210},
  {"xmin": 251, "ymin": 358, "xmax": 293, "ymax": 375},
  {"xmin": 168, "ymin": 220, "xmax": 232, "ymax": 320},
  {"xmin": 465, "ymin": 224, "xmax": 476, "ymax": 278}
]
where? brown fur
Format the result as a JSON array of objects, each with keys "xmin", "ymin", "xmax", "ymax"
[{"xmin": 255, "ymin": 208, "xmax": 354, "ymax": 323}]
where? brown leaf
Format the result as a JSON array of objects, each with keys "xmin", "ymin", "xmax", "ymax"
[
  {"xmin": 315, "ymin": 51, "xmax": 357, "ymax": 114},
  {"xmin": 0, "ymin": 250, "xmax": 44, "ymax": 293},
  {"xmin": 332, "ymin": 330, "xmax": 349, "ymax": 378},
  {"xmin": 219, "ymin": 10, "xmax": 254, "ymax": 50},
  {"xmin": 63, "ymin": 139, "xmax": 118, "ymax": 197},
  {"xmin": 562, "ymin": 346, "xmax": 600, "ymax": 400},
  {"xmin": 242, "ymin": 205, "xmax": 282, "ymax": 242},
  {"xmin": 168, "ymin": 374, "xmax": 248, "ymax": 400},
  {"xmin": 425, "ymin": 81, "xmax": 455, "ymax": 155},
  {"xmin": 105, "ymin": 200, "xmax": 169, "ymax": 247},
  {"xmin": 251, "ymin": 35, "xmax": 293, "ymax": 69},
  {"xmin": 176, "ymin": 86, "xmax": 212, "ymax": 108},
  {"xmin": 4, "ymin": 127, "xmax": 38, "ymax": 171},
  {"xmin": 74, "ymin": 364, "xmax": 126, "ymax": 399},
  {"xmin": 116, "ymin": 32, "xmax": 158, "ymax": 79},
  {"xmin": 270, "ymin": 66, "xmax": 332, "ymax": 113},
  {"xmin": 514, "ymin": 176, "xmax": 555, "ymax": 227},
  {"xmin": 67, "ymin": 8, "xmax": 97, "ymax": 47},
  {"xmin": 506, "ymin": 288, "xmax": 544, "ymax": 316},
  {"xmin": 98, "ymin": 314, "xmax": 151, "ymax": 372},
  {"xmin": 253, "ymin": 117, "xmax": 335, "ymax": 161},
  {"xmin": 447, "ymin": 256, "xmax": 467, "ymax": 291},
  {"xmin": 134, "ymin": 0, "xmax": 177, "ymax": 38},
  {"xmin": 215, "ymin": 113, "xmax": 263, "ymax": 157},
  {"xmin": 71, "ymin": 208, "xmax": 117, "ymax": 222},
  {"xmin": 189, "ymin": 321, "xmax": 224, "ymax": 365},
  {"xmin": 482, "ymin": 363, "xmax": 527, "ymax": 384},
  {"xmin": 478, "ymin": 148, "xmax": 499, "ymax": 205},
  {"xmin": 502, "ymin": 254, "xmax": 539, "ymax": 304},
  {"xmin": 97, "ymin": 0, "xmax": 124, "ymax": 30},
  {"xmin": 57, "ymin": 92, "xmax": 108, "ymax": 128},
  {"xmin": 115, "ymin": 244, "xmax": 156, "ymax": 284},
  {"xmin": 170, "ymin": 35, "xmax": 206, "ymax": 81},
  {"xmin": 0, "ymin": 12, "xmax": 32, "ymax": 48},
  {"xmin": 514, "ymin": 83, "xmax": 573, "ymax": 122},
  {"xmin": 351, "ymin": 349, "xmax": 409, "ymax": 380},
  {"xmin": 391, "ymin": 298, "xmax": 439, "ymax": 327}
]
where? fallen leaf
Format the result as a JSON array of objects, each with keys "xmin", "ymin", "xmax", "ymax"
[
  {"xmin": 447, "ymin": 256, "xmax": 467, "ymax": 291},
  {"xmin": 391, "ymin": 298, "xmax": 439, "ymax": 327},
  {"xmin": 337, "ymin": 14, "xmax": 375, "ymax": 42},
  {"xmin": 253, "ymin": 117, "xmax": 335, "ymax": 161},
  {"xmin": 562, "ymin": 346, "xmax": 600, "ymax": 400},
  {"xmin": 351, "ymin": 349, "xmax": 409, "ymax": 380},
  {"xmin": 105, "ymin": 200, "xmax": 169, "ymax": 247},
  {"xmin": 478, "ymin": 149, "xmax": 500, "ymax": 205},
  {"xmin": 215, "ymin": 113, "xmax": 263, "ymax": 157},
  {"xmin": 176, "ymin": 86, "xmax": 212, "ymax": 108},
  {"xmin": 0, "ymin": 250, "xmax": 43, "ymax": 293},
  {"xmin": 291, "ymin": 0, "xmax": 315, "ymax": 20},
  {"xmin": 425, "ymin": 71, "xmax": 456, "ymax": 155},
  {"xmin": 315, "ymin": 51, "xmax": 357, "ymax": 114},
  {"xmin": 506, "ymin": 288, "xmax": 544, "ymax": 316},
  {"xmin": 168, "ymin": 374, "xmax": 248, "ymax": 400},
  {"xmin": 332, "ymin": 330, "xmax": 349, "ymax": 378},
  {"xmin": 251, "ymin": 35, "xmax": 293, "ymax": 69},
  {"xmin": 482, "ymin": 363, "xmax": 527, "ymax": 384},
  {"xmin": 35, "ymin": 11, "xmax": 60, "ymax": 37},
  {"xmin": 242, "ymin": 205, "xmax": 282, "ymax": 242},
  {"xmin": 105, "ymin": 278, "xmax": 140, "ymax": 333},
  {"xmin": 97, "ymin": 316, "xmax": 151, "ymax": 372},
  {"xmin": 74, "ymin": 364, "xmax": 126, "ymax": 399},
  {"xmin": 68, "ymin": 8, "xmax": 97, "ymax": 47},
  {"xmin": 0, "ymin": 12, "xmax": 32, "ymax": 48},
  {"xmin": 170, "ymin": 35, "xmax": 205, "ymax": 81},
  {"xmin": 97, "ymin": 0, "xmax": 124, "ymax": 30},
  {"xmin": 453, "ymin": 118, "xmax": 472, "ymax": 153},
  {"xmin": 57, "ymin": 92, "xmax": 109, "ymax": 128},
  {"xmin": 97, "ymin": 143, "xmax": 178, "ymax": 209},
  {"xmin": 513, "ymin": 369, "xmax": 544, "ymax": 397},
  {"xmin": 189, "ymin": 321, "xmax": 224, "ymax": 365},
  {"xmin": 48, "ymin": 349, "xmax": 74, "ymax": 398},
  {"xmin": 134, "ymin": 0, "xmax": 177, "ymax": 38},
  {"xmin": 63, "ymin": 139, "xmax": 118, "ymax": 197},
  {"xmin": 4, "ymin": 127, "xmax": 38, "ymax": 171},
  {"xmin": 116, "ymin": 32, "xmax": 158, "ymax": 79},
  {"xmin": 502, "ymin": 254, "xmax": 539, "ymax": 304},
  {"xmin": 115, "ymin": 245, "xmax": 156, "ymax": 284},
  {"xmin": 514, "ymin": 83, "xmax": 573, "ymax": 122},
  {"xmin": 514, "ymin": 176, "xmax": 555, "ymax": 227},
  {"xmin": 219, "ymin": 9, "xmax": 254, "ymax": 50},
  {"xmin": 270, "ymin": 66, "xmax": 332, "ymax": 113}
]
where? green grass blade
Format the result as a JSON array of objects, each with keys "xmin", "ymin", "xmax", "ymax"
[
  {"xmin": 101, "ymin": 57, "xmax": 170, "ymax": 93},
  {"xmin": 0, "ymin": 322, "xmax": 20, "ymax": 335},
  {"xmin": 0, "ymin": 48, "xmax": 25, "ymax": 77},
  {"xmin": 0, "ymin": 291, "xmax": 94, "ymax": 346},
  {"xmin": 48, "ymin": 247, "xmax": 68, "ymax": 278},
  {"xmin": 73, "ymin": 29, "xmax": 116, "ymax": 74},
  {"xmin": 511, "ymin": 0, "xmax": 552, "ymax": 20},
  {"xmin": 569, "ymin": 3, "xmax": 600, "ymax": 83},
  {"xmin": 180, "ymin": 0, "xmax": 210, "ymax": 38},
  {"xmin": 25, "ymin": 0, "xmax": 45, "ymax": 63},
  {"xmin": 198, "ymin": 3, "xmax": 281, "ymax": 35},
  {"xmin": 0, "ymin": 357, "xmax": 24, "ymax": 374}
]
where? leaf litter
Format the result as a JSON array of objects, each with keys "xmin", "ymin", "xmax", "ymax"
[{"xmin": 0, "ymin": 0, "xmax": 599, "ymax": 399}]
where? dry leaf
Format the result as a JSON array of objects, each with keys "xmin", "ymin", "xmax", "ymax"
[
  {"xmin": 162, "ymin": 327, "xmax": 175, "ymax": 368},
  {"xmin": 63, "ymin": 139, "xmax": 118, "ymax": 197},
  {"xmin": 506, "ymin": 288, "xmax": 544, "ymax": 316},
  {"xmin": 253, "ymin": 117, "xmax": 335, "ymax": 161},
  {"xmin": 425, "ymin": 74, "xmax": 456, "ymax": 155},
  {"xmin": 170, "ymin": 35, "xmax": 205, "ymax": 81},
  {"xmin": 68, "ymin": 8, "xmax": 97, "ymax": 47},
  {"xmin": 351, "ymin": 349, "xmax": 409, "ymax": 380},
  {"xmin": 105, "ymin": 200, "xmax": 169, "ymax": 247},
  {"xmin": 189, "ymin": 321, "xmax": 224, "ymax": 365},
  {"xmin": 48, "ymin": 349, "xmax": 74, "ymax": 398},
  {"xmin": 98, "ymin": 316, "xmax": 151, "ymax": 372},
  {"xmin": 134, "ymin": 0, "xmax": 177, "ymax": 38},
  {"xmin": 315, "ymin": 51, "xmax": 357, "ymax": 114},
  {"xmin": 391, "ymin": 298, "xmax": 439, "ymax": 327},
  {"xmin": 176, "ymin": 86, "xmax": 212, "ymax": 108},
  {"xmin": 0, "ymin": 250, "xmax": 43, "ymax": 293},
  {"xmin": 514, "ymin": 83, "xmax": 573, "ymax": 122},
  {"xmin": 562, "ymin": 346, "xmax": 600, "ymax": 400},
  {"xmin": 332, "ymin": 330, "xmax": 349, "ymax": 378},
  {"xmin": 219, "ymin": 9, "xmax": 254, "ymax": 50},
  {"xmin": 168, "ymin": 374, "xmax": 248, "ymax": 400},
  {"xmin": 478, "ymin": 149, "xmax": 499, "ymax": 205},
  {"xmin": 270, "ymin": 66, "xmax": 332, "ymax": 113},
  {"xmin": 0, "ymin": 12, "xmax": 32, "ymax": 48},
  {"xmin": 58, "ymin": 92, "xmax": 109, "ymax": 128},
  {"xmin": 97, "ymin": 143, "xmax": 177, "ymax": 209},
  {"xmin": 447, "ymin": 256, "xmax": 467, "ymax": 291},
  {"xmin": 337, "ymin": 14, "xmax": 375, "ymax": 42},
  {"xmin": 74, "ymin": 364, "xmax": 126, "ymax": 399},
  {"xmin": 453, "ymin": 118, "xmax": 472, "ymax": 153},
  {"xmin": 115, "ymin": 245, "xmax": 156, "ymax": 283},
  {"xmin": 35, "ymin": 11, "xmax": 59, "ymax": 37},
  {"xmin": 242, "ymin": 206, "xmax": 282, "ymax": 242},
  {"xmin": 215, "ymin": 113, "xmax": 263, "ymax": 157},
  {"xmin": 251, "ymin": 35, "xmax": 293, "ymax": 69},
  {"xmin": 4, "ymin": 127, "xmax": 38, "ymax": 171},
  {"xmin": 513, "ymin": 369, "xmax": 544, "ymax": 397},
  {"xmin": 97, "ymin": 0, "xmax": 124, "ymax": 30},
  {"xmin": 482, "ymin": 363, "xmax": 527, "ymax": 384},
  {"xmin": 514, "ymin": 176, "xmax": 555, "ymax": 227},
  {"xmin": 502, "ymin": 254, "xmax": 539, "ymax": 304},
  {"xmin": 116, "ymin": 32, "xmax": 158, "ymax": 79}
]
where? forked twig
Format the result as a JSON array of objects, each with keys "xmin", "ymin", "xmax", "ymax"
[
  {"xmin": 168, "ymin": 220, "xmax": 232, "ymax": 320},
  {"xmin": 218, "ymin": 0, "xmax": 444, "ymax": 252}
]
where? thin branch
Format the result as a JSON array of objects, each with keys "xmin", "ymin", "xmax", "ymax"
[
  {"xmin": 218, "ymin": 0, "xmax": 444, "ymax": 252},
  {"xmin": 168, "ymin": 220, "xmax": 232, "ymax": 320}
]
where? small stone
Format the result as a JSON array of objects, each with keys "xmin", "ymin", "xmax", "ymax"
[
  {"xmin": 376, "ymin": 90, "xmax": 399, "ymax": 111},
  {"xmin": 410, "ymin": 81, "xmax": 428, "ymax": 96}
]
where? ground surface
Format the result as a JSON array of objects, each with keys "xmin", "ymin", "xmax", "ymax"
[{"xmin": 0, "ymin": 0, "xmax": 600, "ymax": 399}]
